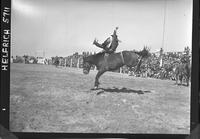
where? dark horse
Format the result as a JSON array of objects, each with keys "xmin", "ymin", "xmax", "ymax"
[
  {"xmin": 83, "ymin": 47, "xmax": 150, "ymax": 89},
  {"xmin": 174, "ymin": 62, "xmax": 191, "ymax": 86}
]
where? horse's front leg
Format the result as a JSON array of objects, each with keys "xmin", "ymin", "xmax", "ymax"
[{"xmin": 94, "ymin": 70, "xmax": 106, "ymax": 89}]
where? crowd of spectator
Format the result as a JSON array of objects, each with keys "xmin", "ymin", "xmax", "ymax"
[{"xmin": 129, "ymin": 46, "xmax": 191, "ymax": 80}]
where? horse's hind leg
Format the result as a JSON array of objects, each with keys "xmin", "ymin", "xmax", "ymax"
[
  {"xmin": 186, "ymin": 75, "xmax": 189, "ymax": 86},
  {"xmin": 175, "ymin": 75, "xmax": 179, "ymax": 85},
  {"xmin": 94, "ymin": 70, "xmax": 106, "ymax": 89},
  {"xmin": 186, "ymin": 79, "xmax": 189, "ymax": 86},
  {"xmin": 180, "ymin": 75, "xmax": 183, "ymax": 86},
  {"xmin": 129, "ymin": 66, "xmax": 136, "ymax": 76},
  {"xmin": 128, "ymin": 67, "xmax": 133, "ymax": 76}
]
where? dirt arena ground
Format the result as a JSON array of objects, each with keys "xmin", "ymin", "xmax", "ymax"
[{"xmin": 10, "ymin": 63, "xmax": 190, "ymax": 134}]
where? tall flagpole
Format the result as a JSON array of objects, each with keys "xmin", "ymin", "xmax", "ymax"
[
  {"xmin": 162, "ymin": 0, "xmax": 167, "ymax": 50},
  {"xmin": 160, "ymin": 0, "xmax": 167, "ymax": 67}
]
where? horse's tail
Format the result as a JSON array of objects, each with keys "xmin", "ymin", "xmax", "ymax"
[
  {"xmin": 134, "ymin": 47, "xmax": 150, "ymax": 72},
  {"xmin": 134, "ymin": 47, "xmax": 150, "ymax": 59}
]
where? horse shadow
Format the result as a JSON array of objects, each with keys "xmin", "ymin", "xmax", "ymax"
[{"xmin": 93, "ymin": 87, "xmax": 152, "ymax": 95}]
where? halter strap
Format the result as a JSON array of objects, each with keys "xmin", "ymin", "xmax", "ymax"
[{"xmin": 120, "ymin": 51, "xmax": 125, "ymax": 64}]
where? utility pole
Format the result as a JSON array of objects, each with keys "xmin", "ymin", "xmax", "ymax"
[{"xmin": 160, "ymin": 0, "xmax": 167, "ymax": 68}]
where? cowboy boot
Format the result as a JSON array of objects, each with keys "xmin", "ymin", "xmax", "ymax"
[{"xmin": 93, "ymin": 39, "xmax": 103, "ymax": 48}]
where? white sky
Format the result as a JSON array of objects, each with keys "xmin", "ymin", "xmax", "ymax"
[{"xmin": 11, "ymin": 0, "xmax": 193, "ymax": 58}]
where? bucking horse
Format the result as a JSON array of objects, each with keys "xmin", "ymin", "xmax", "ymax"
[{"xmin": 83, "ymin": 47, "xmax": 151, "ymax": 89}]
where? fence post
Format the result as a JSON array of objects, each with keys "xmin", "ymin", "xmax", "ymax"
[
  {"xmin": 64, "ymin": 59, "xmax": 67, "ymax": 67},
  {"xmin": 77, "ymin": 58, "xmax": 80, "ymax": 68},
  {"xmin": 70, "ymin": 58, "xmax": 73, "ymax": 67}
]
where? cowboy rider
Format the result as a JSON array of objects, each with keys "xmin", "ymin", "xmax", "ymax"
[{"xmin": 93, "ymin": 27, "xmax": 120, "ymax": 54}]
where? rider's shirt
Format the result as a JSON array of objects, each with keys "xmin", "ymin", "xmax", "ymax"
[{"xmin": 109, "ymin": 37, "xmax": 118, "ymax": 52}]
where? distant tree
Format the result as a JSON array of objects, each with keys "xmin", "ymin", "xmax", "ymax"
[
  {"xmin": 14, "ymin": 56, "xmax": 24, "ymax": 63},
  {"xmin": 52, "ymin": 56, "xmax": 59, "ymax": 67}
]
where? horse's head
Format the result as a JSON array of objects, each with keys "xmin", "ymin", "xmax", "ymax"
[{"xmin": 83, "ymin": 56, "xmax": 92, "ymax": 75}]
